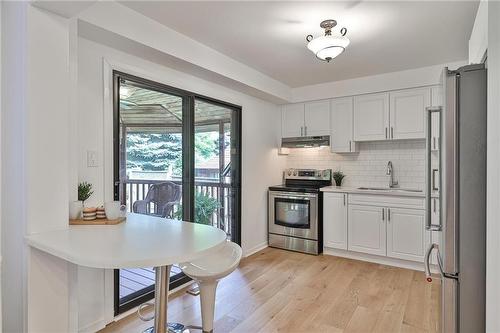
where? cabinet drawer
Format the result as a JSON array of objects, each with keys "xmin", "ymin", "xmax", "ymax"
[{"xmin": 348, "ymin": 194, "xmax": 425, "ymax": 210}]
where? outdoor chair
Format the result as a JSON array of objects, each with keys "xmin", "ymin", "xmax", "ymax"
[{"xmin": 132, "ymin": 181, "xmax": 181, "ymax": 218}]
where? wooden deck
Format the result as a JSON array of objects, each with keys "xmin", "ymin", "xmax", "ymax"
[{"xmin": 119, "ymin": 266, "xmax": 183, "ymax": 299}]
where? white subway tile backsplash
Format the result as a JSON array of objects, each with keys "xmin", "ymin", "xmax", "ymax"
[{"xmin": 286, "ymin": 139, "xmax": 426, "ymax": 190}]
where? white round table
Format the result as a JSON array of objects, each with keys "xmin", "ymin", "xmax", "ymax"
[{"xmin": 26, "ymin": 213, "xmax": 228, "ymax": 333}]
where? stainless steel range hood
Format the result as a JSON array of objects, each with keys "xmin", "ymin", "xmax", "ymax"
[{"xmin": 281, "ymin": 135, "xmax": 330, "ymax": 148}]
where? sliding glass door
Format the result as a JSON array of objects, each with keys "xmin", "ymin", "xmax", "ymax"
[{"xmin": 113, "ymin": 72, "xmax": 241, "ymax": 314}]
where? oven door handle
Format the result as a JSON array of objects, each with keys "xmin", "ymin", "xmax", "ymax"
[{"xmin": 269, "ymin": 191, "xmax": 317, "ymax": 200}]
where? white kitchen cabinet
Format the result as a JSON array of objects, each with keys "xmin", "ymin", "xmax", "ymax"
[
  {"xmin": 389, "ymin": 88, "xmax": 431, "ymax": 140},
  {"xmin": 304, "ymin": 100, "xmax": 330, "ymax": 136},
  {"xmin": 386, "ymin": 207, "xmax": 426, "ymax": 262},
  {"xmin": 348, "ymin": 204, "xmax": 386, "ymax": 256},
  {"xmin": 281, "ymin": 101, "xmax": 329, "ymax": 138},
  {"xmin": 282, "ymin": 103, "xmax": 305, "ymax": 138},
  {"xmin": 330, "ymin": 97, "xmax": 357, "ymax": 153},
  {"xmin": 323, "ymin": 193, "xmax": 348, "ymax": 250},
  {"xmin": 353, "ymin": 92, "xmax": 390, "ymax": 141}
]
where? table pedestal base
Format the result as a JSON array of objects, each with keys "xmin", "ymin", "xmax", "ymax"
[{"xmin": 142, "ymin": 322, "xmax": 192, "ymax": 333}]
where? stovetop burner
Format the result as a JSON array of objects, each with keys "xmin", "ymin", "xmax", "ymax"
[{"xmin": 269, "ymin": 168, "xmax": 332, "ymax": 193}]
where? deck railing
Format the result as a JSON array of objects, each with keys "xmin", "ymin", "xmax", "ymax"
[{"xmin": 123, "ymin": 179, "xmax": 232, "ymax": 236}]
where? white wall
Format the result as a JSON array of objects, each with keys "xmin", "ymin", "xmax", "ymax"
[
  {"xmin": 487, "ymin": 2, "xmax": 500, "ymax": 332},
  {"xmin": 469, "ymin": 1, "xmax": 488, "ymax": 64},
  {"xmin": 1, "ymin": 3, "xmax": 73, "ymax": 332},
  {"xmin": 76, "ymin": 36, "xmax": 284, "ymax": 330}
]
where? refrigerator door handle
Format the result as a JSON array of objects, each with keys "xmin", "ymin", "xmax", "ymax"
[
  {"xmin": 424, "ymin": 242, "xmax": 458, "ymax": 283},
  {"xmin": 424, "ymin": 243, "xmax": 438, "ymax": 282},
  {"xmin": 426, "ymin": 106, "xmax": 442, "ymax": 231}
]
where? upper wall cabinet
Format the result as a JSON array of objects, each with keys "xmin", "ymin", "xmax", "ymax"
[
  {"xmin": 353, "ymin": 92, "xmax": 390, "ymax": 141},
  {"xmin": 304, "ymin": 100, "xmax": 331, "ymax": 136},
  {"xmin": 282, "ymin": 103, "xmax": 305, "ymax": 138},
  {"xmin": 330, "ymin": 97, "xmax": 357, "ymax": 153},
  {"xmin": 282, "ymin": 101, "xmax": 330, "ymax": 138},
  {"xmin": 389, "ymin": 88, "xmax": 431, "ymax": 140}
]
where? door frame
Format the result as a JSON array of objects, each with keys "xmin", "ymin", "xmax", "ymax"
[{"xmin": 112, "ymin": 71, "xmax": 242, "ymax": 315}]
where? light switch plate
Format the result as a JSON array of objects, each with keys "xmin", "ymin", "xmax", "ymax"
[{"xmin": 87, "ymin": 150, "xmax": 99, "ymax": 167}]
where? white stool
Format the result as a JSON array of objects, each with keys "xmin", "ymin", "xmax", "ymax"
[{"xmin": 180, "ymin": 241, "xmax": 242, "ymax": 333}]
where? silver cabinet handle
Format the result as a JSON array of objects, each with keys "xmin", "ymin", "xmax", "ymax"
[
  {"xmin": 343, "ymin": 194, "xmax": 346, "ymax": 206},
  {"xmin": 349, "ymin": 141, "xmax": 351, "ymax": 152},
  {"xmin": 305, "ymin": 126, "xmax": 307, "ymax": 136},
  {"xmin": 388, "ymin": 208, "xmax": 391, "ymax": 222},
  {"xmin": 391, "ymin": 127, "xmax": 394, "ymax": 139},
  {"xmin": 426, "ymin": 106, "xmax": 442, "ymax": 231},
  {"xmin": 433, "ymin": 137, "xmax": 436, "ymax": 150},
  {"xmin": 382, "ymin": 208, "xmax": 385, "ymax": 221},
  {"xmin": 433, "ymin": 197, "xmax": 437, "ymax": 213},
  {"xmin": 300, "ymin": 126, "xmax": 303, "ymax": 136},
  {"xmin": 385, "ymin": 127, "xmax": 388, "ymax": 139}
]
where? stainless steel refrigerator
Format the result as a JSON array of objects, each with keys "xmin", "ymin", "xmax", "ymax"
[{"xmin": 424, "ymin": 64, "xmax": 487, "ymax": 332}]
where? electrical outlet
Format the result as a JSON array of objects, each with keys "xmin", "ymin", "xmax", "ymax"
[{"xmin": 87, "ymin": 150, "xmax": 99, "ymax": 167}]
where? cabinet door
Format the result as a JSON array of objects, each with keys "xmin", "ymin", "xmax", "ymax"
[
  {"xmin": 323, "ymin": 193, "xmax": 348, "ymax": 250},
  {"xmin": 348, "ymin": 204, "xmax": 386, "ymax": 256},
  {"xmin": 330, "ymin": 97, "xmax": 356, "ymax": 153},
  {"xmin": 304, "ymin": 100, "xmax": 330, "ymax": 136},
  {"xmin": 353, "ymin": 93, "xmax": 390, "ymax": 141},
  {"xmin": 389, "ymin": 88, "xmax": 431, "ymax": 140},
  {"xmin": 282, "ymin": 104, "xmax": 304, "ymax": 138},
  {"xmin": 386, "ymin": 208, "xmax": 426, "ymax": 262}
]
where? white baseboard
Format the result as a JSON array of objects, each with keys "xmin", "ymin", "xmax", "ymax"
[
  {"xmin": 243, "ymin": 242, "xmax": 268, "ymax": 257},
  {"xmin": 79, "ymin": 318, "xmax": 106, "ymax": 333},
  {"xmin": 323, "ymin": 247, "xmax": 425, "ymax": 271}
]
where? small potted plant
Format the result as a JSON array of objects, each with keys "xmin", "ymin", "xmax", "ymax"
[
  {"xmin": 333, "ymin": 171, "xmax": 346, "ymax": 187},
  {"xmin": 78, "ymin": 181, "xmax": 94, "ymax": 206},
  {"xmin": 69, "ymin": 182, "xmax": 94, "ymax": 220}
]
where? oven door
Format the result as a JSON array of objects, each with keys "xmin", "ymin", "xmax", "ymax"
[{"xmin": 268, "ymin": 191, "xmax": 318, "ymax": 240}]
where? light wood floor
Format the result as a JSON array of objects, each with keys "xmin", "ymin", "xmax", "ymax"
[{"xmin": 100, "ymin": 247, "xmax": 441, "ymax": 333}]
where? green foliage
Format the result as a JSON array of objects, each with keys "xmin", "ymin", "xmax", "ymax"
[
  {"xmin": 127, "ymin": 133, "xmax": 182, "ymax": 173},
  {"xmin": 173, "ymin": 192, "xmax": 219, "ymax": 225},
  {"xmin": 78, "ymin": 182, "xmax": 93, "ymax": 202},
  {"xmin": 126, "ymin": 132, "xmax": 220, "ymax": 175},
  {"xmin": 333, "ymin": 171, "xmax": 346, "ymax": 187}
]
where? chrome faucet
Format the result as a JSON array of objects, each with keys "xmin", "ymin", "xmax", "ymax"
[{"xmin": 386, "ymin": 161, "xmax": 399, "ymax": 188}]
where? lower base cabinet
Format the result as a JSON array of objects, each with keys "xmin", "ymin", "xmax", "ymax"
[
  {"xmin": 323, "ymin": 193, "xmax": 348, "ymax": 250},
  {"xmin": 324, "ymin": 194, "xmax": 428, "ymax": 263},
  {"xmin": 347, "ymin": 204, "xmax": 386, "ymax": 256},
  {"xmin": 386, "ymin": 208, "xmax": 426, "ymax": 262}
]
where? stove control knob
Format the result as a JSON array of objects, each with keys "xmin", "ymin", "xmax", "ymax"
[
  {"xmin": 323, "ymin": 170, "xmax": 328, "ymax": 177},
  {"xmin": 293, "ymin": 170, "xmax": 298, "ymax": 176},
  {"xmin": 287, "ymin": 170, "xmax": 292, "ymax": 176},
  {"xmin": 315, "ymin": 171, "xmax": 321, "ymax": 177}
]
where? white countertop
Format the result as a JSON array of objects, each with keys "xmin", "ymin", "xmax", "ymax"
[
  {"xmin": 321, "ymin": 186, "xmax": 439, "ymax": 198},
  {"xmin": 25, "ymin": 213, "xmax": 228, "ymax": 269}
]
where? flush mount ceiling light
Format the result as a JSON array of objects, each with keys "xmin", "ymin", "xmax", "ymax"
[{"xmin": 306, "ymin": 19, "xmax": 350, "ymax": 62}]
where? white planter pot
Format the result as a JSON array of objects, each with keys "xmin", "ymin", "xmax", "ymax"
[{"xmin": 69, "ymin": 201, "xmax": 83, "ymax": 220}]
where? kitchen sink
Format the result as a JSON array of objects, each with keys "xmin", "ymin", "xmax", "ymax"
[{"xmin": 357, "ymin": 187, "xmax": 423, "ymax": 193}]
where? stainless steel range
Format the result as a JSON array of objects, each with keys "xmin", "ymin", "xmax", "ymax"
[{"xmin": 268, "ymin": 168, "xmax": 332, "ymax": 255}]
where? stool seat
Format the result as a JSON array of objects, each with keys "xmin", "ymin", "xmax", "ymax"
[
  {"xmin": 180, "ymin": 241, "xmax": 242, "ymax": 281},
  {"xmin": 180, "ymin": 241, "xmax": 242, "ymax": 333}
]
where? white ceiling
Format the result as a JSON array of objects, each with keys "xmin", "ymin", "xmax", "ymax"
[{"xmin": 120, "ymin": 1, "xmax": 478, "ymax": 88}]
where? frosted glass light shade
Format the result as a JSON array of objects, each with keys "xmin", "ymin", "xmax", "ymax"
[{"xmin": 307, "ymin": 35, "xmax": 350, "ymax": 61}]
